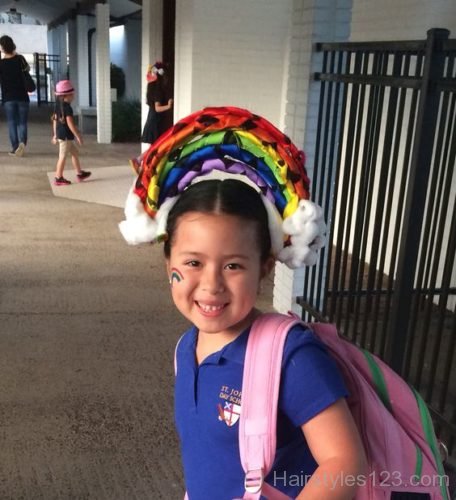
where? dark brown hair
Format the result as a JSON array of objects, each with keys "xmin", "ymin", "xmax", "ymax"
[{"xmin": 0, "ymin": 35, "xmax": 16, "ymax": 54}]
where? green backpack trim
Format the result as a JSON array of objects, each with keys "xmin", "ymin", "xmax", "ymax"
[
  {"xmin": 362, "ymin": 350, "xmax": 427, "ymax": 483},
  {"xmin": 414, "ymin": 444, "xmax": 423, "ymax": 479},
  {"xmin": 362, "ymin": 349, "xmax": 393, "ymax": 412},
  {"xmin": 412, "ymin": 388, "xmax": 449, "ymax": 500}
]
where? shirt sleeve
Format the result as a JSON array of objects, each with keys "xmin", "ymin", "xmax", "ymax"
[
  {"xmin": 64, "ymin": 102, "xmax": 74, "ymax": 118},
  {"xmin": 146, "ymin": 83, "xmax": 163, "ymax": 106},
  {"xmin": 278, "ymin": 324, "xmax": 348, "ymax": 427}
]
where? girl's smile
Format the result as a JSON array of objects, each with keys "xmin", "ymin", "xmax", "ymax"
[
  {"xmin": 166, "ymin": 211, "xmax": 273, "ymax": 347},
  {"xmin": 196, "ymin": 301, "xmax": 227, "ymax": 316}
]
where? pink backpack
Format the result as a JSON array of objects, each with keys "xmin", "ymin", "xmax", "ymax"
[{"xmin": 239, "ymin": 313, "xmax": 450, "ymax": 500}]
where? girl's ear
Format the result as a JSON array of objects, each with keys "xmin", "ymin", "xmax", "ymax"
[
  {"xmin": 260, "ymin": 255, "xmax": 275, "ymax": 279},
  {"xmin": 165, "ymin": 258, "xmax": 171, "ymax": 279}
]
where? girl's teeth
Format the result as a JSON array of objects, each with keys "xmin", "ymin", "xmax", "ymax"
[{"xmin": 199, "ymin": 303, "xmax": 224, "ymax": 312}]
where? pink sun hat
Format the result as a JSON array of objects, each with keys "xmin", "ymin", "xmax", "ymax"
[{"xmin": 55, "ymin": 80, "xmax": 75, "ymax": 96}]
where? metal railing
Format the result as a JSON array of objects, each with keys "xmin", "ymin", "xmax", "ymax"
[
  {"xmin": 297, "ymin": 28, "xmax": 456, "ymax": 458},
  {"xmin": 33, "ymin": 53, "xmax": 61, "ymax": 105}
]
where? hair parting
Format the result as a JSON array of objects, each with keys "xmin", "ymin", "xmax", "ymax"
[{"xmin": 163, "ymin": 180, "xmax": 272, "ymax": 262}]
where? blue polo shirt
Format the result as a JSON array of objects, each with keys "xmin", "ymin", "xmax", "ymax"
[{"xmin": 174, "ymin": 323, "xmax": 347, "ymax": 500}]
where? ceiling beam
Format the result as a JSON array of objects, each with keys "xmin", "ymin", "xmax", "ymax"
[
  {"xmin": 47, "ymin": 0, "xmax": 106, "ymax": 30},
  {"xmin": 110, "ymin": 9, "xmax": 142, "ymax": 27}
]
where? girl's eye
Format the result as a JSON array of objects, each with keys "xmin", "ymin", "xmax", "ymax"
[
  {"xmin": 225, "ymin": 263, "xmax": 242, "ymax": 270},
  {"xmin": 185, "ymin": 260, "xmax": 200, "ymax": 267}
]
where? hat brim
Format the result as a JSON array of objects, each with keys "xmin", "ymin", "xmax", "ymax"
[{"xmin": 55, "ymin": 88, "xmax": 75, "ymax": 96}]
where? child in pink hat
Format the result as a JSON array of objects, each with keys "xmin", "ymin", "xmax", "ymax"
[{"xmin": 51, "ymin": 79, "xmax": 91, "ymax": 186}]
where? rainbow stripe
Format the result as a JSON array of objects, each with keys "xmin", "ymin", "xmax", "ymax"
[{"xmin": 133, "ymin": 107, "xmax": 310, "ymax": 220}]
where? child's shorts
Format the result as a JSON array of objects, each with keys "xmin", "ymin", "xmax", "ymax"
[{"xmin": 58, "ymin": 139, "xmax": 78, "ymax": 159}]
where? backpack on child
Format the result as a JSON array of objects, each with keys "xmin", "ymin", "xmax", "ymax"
[{"xmin": 239, "ymin": 313, "xmax": 450, "ymax": 500}]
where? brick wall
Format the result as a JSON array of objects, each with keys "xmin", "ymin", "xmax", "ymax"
[
  {"xmin": 275, "ymin": 0, "xmax": 352, "ymax": 314},
  {"xmin": 350, "ymin": 0, "xmax": 456, "ymax": 40},
  {"xmin": 175, "ymin": 0, "xmax": 292, "ymax": 125}
]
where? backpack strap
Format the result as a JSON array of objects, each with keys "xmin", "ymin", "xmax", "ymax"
[{"xmin": 239, "ymin": 313, "xmax": 299, "ymax": 500}]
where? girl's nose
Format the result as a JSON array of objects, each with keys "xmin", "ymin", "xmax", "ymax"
[{"xmin": 201, "ymin": 267, "xmax": 225, "ymax": 294}]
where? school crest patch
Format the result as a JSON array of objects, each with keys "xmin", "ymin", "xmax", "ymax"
[{"xmin": 217, "ymin": 385, "xmax": 242, "ymax": 427}]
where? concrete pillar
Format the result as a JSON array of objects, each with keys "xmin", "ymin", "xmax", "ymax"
[
  {"xmin": 47, "ymin": 24, "xmax": 68, "ymax": 89},
  {"xmin": 175, "ymin": 0, "xmax": 194, "ymax": 120},
  {"xmin": 141, "ymin": 0, "xmax": 163, "ymax": 151},
  {"xmin": 57, "ymin": 25, "xmax": 68, "ymax": 82},
  {"xmin": 67, "ymin": 19, "xmax": 78, "ymax": 97},
  {"xmin": 76, "ymin": 15, "xmax": 90, "ymax": 108},
  {"xmin": 95, "ymin": 2, "xmax": 112, "ymax": 144},
  {"xmin": 125, "ymin": 19, "xmax": 142, "ymax": 101}
]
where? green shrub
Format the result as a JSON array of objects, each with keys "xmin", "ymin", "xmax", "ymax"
[
  {"xmin": 112, "ymin": 100, "xmax": 141, "ymax": 142},
  {"xmin": 110, "ymin": 63, "xmax": 126, "ymax": 99}
]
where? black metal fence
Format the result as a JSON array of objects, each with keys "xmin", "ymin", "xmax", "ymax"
[
  {"xmin": 33, "ymin": 53, "xmax": 61, "ymax": 105},
  {"xmin": 297, "ymin": 28, "xmax": 456, "ymax": 459}
]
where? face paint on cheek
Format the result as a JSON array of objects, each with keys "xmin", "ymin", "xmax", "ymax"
[{"xmin": 169, "ymin": 267, "xmax": 184, "ymax": 287}]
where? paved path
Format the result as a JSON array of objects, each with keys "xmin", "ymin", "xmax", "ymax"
[{"xmin": 0, "ymin": 106, "xmax": 273, "ymax": 499}]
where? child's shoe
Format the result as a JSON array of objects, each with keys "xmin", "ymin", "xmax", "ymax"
[
  {"xmin": 54, "ymin": 176, "xmax": 71, "ymax": 186},
  {"xmin": 76, "ymin": 170, "xmax": 91, "ymax": 182}
]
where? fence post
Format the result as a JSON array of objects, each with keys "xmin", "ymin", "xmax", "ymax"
[{"xmin": 384, "ymin": 28, "xmax": 449, "ymax": 374}]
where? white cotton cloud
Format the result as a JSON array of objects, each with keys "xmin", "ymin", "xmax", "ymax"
[
  {"xmin": 118, "ymin": 186, "xmax": 159, "ymax": 244},
  {"xmin": 118, "ymin": 187, "xmax": 179, "ymax": 245},
  {"xmin": 278, "ymin": 200, "xmax": 327, "ymax": 268}
]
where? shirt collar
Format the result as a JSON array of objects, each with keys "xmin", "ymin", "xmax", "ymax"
[{"xmin": 187, "ymin": 325, "xmax": 251, "ymax": 366}]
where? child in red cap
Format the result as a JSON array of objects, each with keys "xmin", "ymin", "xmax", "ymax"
[{"xmin": 51, "ymin": 79, "xmax": 91, "ymax": 186}]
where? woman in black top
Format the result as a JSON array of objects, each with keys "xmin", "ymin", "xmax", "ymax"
[{"xmin": 0, "ymin": 35, "xmax": 30, "ymax": 157}]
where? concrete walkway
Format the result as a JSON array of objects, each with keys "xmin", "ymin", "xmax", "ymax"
[{"xmin": 0, "ymin": 106, "xmax": 273, "ymax": 499}]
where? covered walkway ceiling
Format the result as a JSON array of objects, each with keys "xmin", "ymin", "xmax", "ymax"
[{"xmin": 0, "ymin": 0, "xmax": 141, "ymax": 28}]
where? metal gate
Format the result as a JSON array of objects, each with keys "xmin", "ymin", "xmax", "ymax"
[
  {"xmin": 33, "ymin": 53, "xmax": 61, "ymax": 105},
  {"xmin": 298, "ymin": 28, "xmax": 456, "ymax": 458}
]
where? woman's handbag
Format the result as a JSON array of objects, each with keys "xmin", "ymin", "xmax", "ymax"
[{"xmin": 19, "ymin": 55, "xmax": 36, "ymax": 93}]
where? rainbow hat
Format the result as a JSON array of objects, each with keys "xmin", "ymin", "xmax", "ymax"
[{"xmin": 119, "ymin": 106, "xmax": 326, "ymax": 268}]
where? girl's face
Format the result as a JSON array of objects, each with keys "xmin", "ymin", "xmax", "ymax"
[{"xmin": 166, "ymin": 211, "xmax": 273, "ymax": 340}]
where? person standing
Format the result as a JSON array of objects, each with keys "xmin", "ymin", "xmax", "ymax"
[
  {"xmin": 0, "ymin": 35, "xmax": 31, "ymax": 157},
  {"xmin": 51, "ymin": 80, "xmax": 91, "ymax": 186},
  {"xmin": 129, "ymin": 62, "xmax": 173, "ymax": 173},
  {"xmin": 141, "ymin": 61, "xmax": 173, "ymax": 144}
]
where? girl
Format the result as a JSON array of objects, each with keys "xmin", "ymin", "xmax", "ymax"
[
  {"xmin": 141, "ymin": 61, "xmax": 173, "ymax": 145},
  {"xmin": 119, "ymin": 107, "xmax": 366, "ymax": 499},
  {"xmin": 51, "ymin": 80, "xmax": 91, "ymax": 186},
  {"xmin": 166, "ymin": 180, "xmax": 365, "ymax": 499},
  {"xmin": 129, "ymin": 62, "xmax": 173, "ymax": 174}
]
